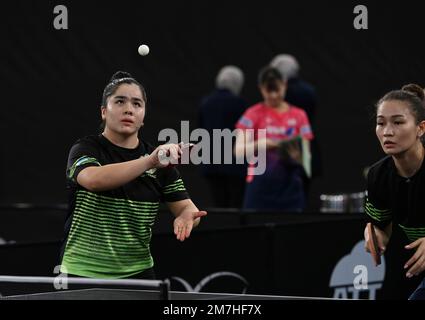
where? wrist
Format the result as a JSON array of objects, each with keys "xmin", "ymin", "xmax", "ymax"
[{"xmin": 143, "ymin": 154, "xmax": 156, "ymax": 170}]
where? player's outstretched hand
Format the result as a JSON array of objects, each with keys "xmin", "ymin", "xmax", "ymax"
[{"xmin": 173, "ymin": 211, "xmax": 207, "ymax": 242}]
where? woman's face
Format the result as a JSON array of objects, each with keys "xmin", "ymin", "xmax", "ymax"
[
  {"xmin": 260, "ymin": 80, "xmax": 286, "ymax": 108},
  {"xmin": 376, "ymin": 100, "xmax": 423, "ymax": 155},
  {"xmin": 101, "ymin": 83, "xmax": 146, "ymax": 136}
]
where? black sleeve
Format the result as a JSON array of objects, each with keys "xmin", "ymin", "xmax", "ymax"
[
  {"xmin": 66, "ymin": 138, "xmax": 102, "ymax": 185},
  {"xmin": 158, "ymin": 166, "xmax": 190, "ymax": 202},
  {"xmin": 364, "ymin": 167, "xmax": 392, "ymax": 229}
]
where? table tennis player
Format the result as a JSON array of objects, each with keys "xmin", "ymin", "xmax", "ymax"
[
  {"xmin": 364, "ymin": 84, "xmax": 425, "ymax": 300},
  {"xmin": 60, "ymin": 71, "xmax": 206, "ymax": 280}
]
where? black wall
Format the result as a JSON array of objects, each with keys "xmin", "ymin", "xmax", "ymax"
[{"xmin": 1, "ymin": 1, "xmax": 424, "ymax": 208}]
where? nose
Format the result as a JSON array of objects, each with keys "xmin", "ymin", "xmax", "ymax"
[
  {"xmin": 383, "ymin": 125, "xmax": 394, "ymax": 136},
  {"xmin": 270, "ymin": 92, "xmax": 279, "ymax": 99},
  {"xmin": 123, "ymin": 102, "xmax": 133, "ymax": 115}
]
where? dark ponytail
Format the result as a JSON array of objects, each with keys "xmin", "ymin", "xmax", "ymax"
[{"xmin": 101, "ymin": 71, "xmax": 147, "ymax": 106}]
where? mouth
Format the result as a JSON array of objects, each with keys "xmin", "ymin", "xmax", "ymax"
[
  {"xmin": 383, "ymin": 141, "xmax": 396, "ymax": 148},
  {"xmin": 121, "ymin": 119, "xmax": 134, "ymax": 125}
]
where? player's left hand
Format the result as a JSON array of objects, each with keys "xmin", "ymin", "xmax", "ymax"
[
  {"xmin": 404, "ymin": 237, "xmax": 425, "ymax": 278},
  {"xmin": 173, "ymin": 211, "xmax": 207, "ymax": 242}
]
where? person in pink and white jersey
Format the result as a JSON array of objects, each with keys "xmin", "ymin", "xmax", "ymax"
[{"xmin": 235, "ymin": 66, "xmax": 313, "ymax": 211}]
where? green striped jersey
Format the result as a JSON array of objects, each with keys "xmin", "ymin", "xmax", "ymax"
[
  {"xmin": 365, "ymin": 155, "xmax": 425, "ymax": 242},
  {"xmin": 61, "ymin": 134, "xmax": 189, "ymax": 278}
]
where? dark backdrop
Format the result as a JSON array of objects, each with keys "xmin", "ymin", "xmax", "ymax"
[{"xmin": 1, "ymin": 1, "xmax": 424, "ymax": 208}]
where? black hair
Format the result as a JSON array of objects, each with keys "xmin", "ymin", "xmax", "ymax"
[
  {"xmin": 377, "ymin": 83, "xmax": 425, "ymax": 124},
  {"xmin": 258, "ymin": 66, "xmax": 284, "ymax": 92},
  {"xmin": 101, "ymin": 71, "xmax": 147, "ymax": 106}
]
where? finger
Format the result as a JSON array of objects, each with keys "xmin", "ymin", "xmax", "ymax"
[
  {"xmin": 174, "ymin": 224, "xmax": 184, "ymax": 241},
  {"xmin": 407, "ymin": 257, "xmax": 425, "ymax": 278},
  {"xmin": 172, "ymin": 143, "xmax": 181, "ymax": 156},
  {"xmin": 194, "ymin": 211, "xmax": 207, "ymax": 219},
  {"xmin": 178, "ymin": 143, "xmax": 184, "ymax": 154},
  {"xmin": 174, "ymin": 224, "xmax": 180, "ymax": 236},
  {"xmin": 405, "ymin": 253, "xmax": 420, "ymax": 270},
  {"xmin": 185, "ymin": 225, "xmax": 192, "ymax": 239},
  {"xmin": 177, "ymin": 228, "xmax": 183, "ymax": 241},
  {"xmin": 406, "ymin": 239, "xmax": 422, "ymax": 250},
  {"xmin": 158, "ymin": 149, "xmax": 168, "ymax": 165},
  {"xmin": 169, "ymin": 145, "xmax": 179, "ymax": 164},
  {"xmin": 179, "ymin": 226, "xmax": 187, "ymax": 241},
  {"xmin": 174, "ymin": 223, "xmax": 184, "ymax": 238}
]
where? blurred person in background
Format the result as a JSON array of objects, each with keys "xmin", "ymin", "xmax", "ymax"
[
  {"xmin": 235, "ymin": 66, "xmax": 313, "ymax": 211},
  {"xmin": 199, "ymin": 66, "xmax": 248, "ymax": 208},
  {"xmin": 271, "ymin": 54, "xmax": 323, "ymax": 203}
]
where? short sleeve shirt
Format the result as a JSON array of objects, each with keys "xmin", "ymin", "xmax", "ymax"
[{"xmin": 61, "ymin": 134, "xmax": 190, "ymax": 278}]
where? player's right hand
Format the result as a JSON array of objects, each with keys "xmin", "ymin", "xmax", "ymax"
[
  {"xmin": 364, "ymin": 224, "xmax": 388, "ymax": 254},
  {"xmin": 149, "ymin": 144, "xmax": 182, "ymax": 168}
]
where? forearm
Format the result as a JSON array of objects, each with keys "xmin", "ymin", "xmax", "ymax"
[
  {"xmin": 235, "ymin": 138, "xmax": 275, "ymax": 159},
  {"xmin": 78, "ymin": 156, "xmax": 154, "ymax": 192},
  {"xmin": 235, "ymin": 139, "xmax": 255, "ymax": 158}
]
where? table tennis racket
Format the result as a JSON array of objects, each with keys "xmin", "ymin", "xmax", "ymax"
[{"xmin": 366, "ymin": 222, "xmax": 381, "ymax": 266}]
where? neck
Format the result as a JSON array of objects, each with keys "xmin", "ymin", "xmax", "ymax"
[
  {"xmin": 393, "ymin": 142, "xmax": 425, "ymax": 178},
  {"xmin": 102, "ymin": 128, "xmax": 139, "ymax": 149},
  {"xmin": 267, "ymin": 101, "xmax": 288, "ymax": 112}
]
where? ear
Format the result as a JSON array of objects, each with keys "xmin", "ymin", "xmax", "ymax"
[
  {"xmin": 417, "ymin": 120, "xmax": 425, "ymax": 138},
  {"xmin": 418, "ymin": 120, "xmax": 425, "ymax": 138},
  {"xmin": 101, "ymin": 106, "xmax": 106, "ymax": 121}
]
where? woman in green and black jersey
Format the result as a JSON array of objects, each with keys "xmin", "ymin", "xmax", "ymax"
[
  {"xmin": 61, "ymin": 71, "xmax": 206, "ymax": 279},
  {"xmin": 365, "ymin": 84, "xmax": 425, "ymax": 299}
]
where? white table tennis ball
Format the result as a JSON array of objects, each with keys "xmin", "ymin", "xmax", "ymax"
[{"xmin": 138, "ymin": 44, "xmax": 150, "ymax": 56}]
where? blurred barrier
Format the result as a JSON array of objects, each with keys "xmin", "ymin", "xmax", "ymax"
[
  {"xmin": 320, "ymin": 192, "xmax": 365, "ymax": 213},
  {"xmin": 0, "ymin": 203, "xmax": 365, "ymax": 242},
  {"xmin": 0, "ymin": 202, "xmax": 419, "ymax": 299},
  {"xmin": 0, "ymin": 216, "xmax": 418, "ymax": 299}
]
